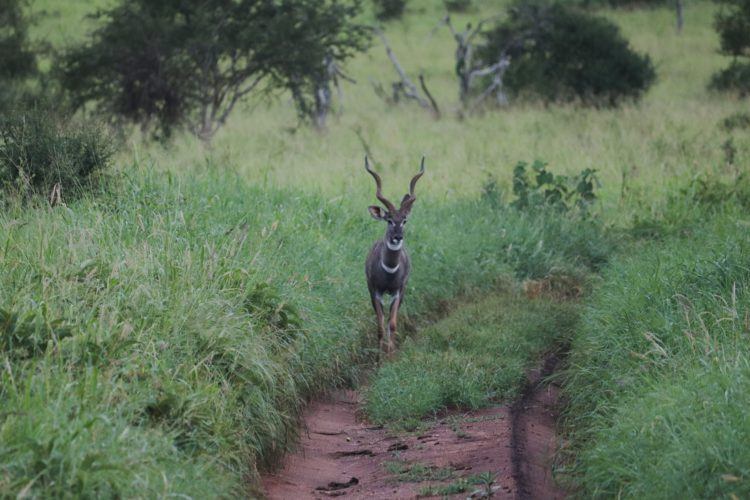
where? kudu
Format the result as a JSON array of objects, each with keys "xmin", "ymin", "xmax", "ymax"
[{"xmin": 364, "ymin": 156, "xmax": 425, "ymax": 355}]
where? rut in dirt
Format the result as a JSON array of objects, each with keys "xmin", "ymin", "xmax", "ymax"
[{"xmin": 261, "ymin": 352, "xmax": 566, "ymax": 499}]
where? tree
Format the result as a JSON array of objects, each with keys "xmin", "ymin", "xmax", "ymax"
[
  {"xmin": 57, "ymin": 0, "xmax": 369, "ymax": 141},
  {"xmin": 711, "ymin": 0, "xmax": 750, "ymax": 95},
  {"xmin": 373, "ymin": 0, "xmax": 408, "ymax": 20},
  {"xmin": 0, "ymin": 0, "xmax": 37, "ymax": 108},
  {"xmin": 478, "ymin": 0, "xmax": 655, "ymax": 106}
]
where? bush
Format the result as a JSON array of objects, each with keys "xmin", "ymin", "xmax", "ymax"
[
  {"xmin": 0, "ymin": 0, "xmax": 37, "ymax": 110},
  {"xmin": 577, "ymin": 0, "xmax": 667, "ymax": 6},
  {"xmin": 479, "ymin": 0, "xmax": 656, "ymax": 105},
  {"xmin": 0, "ymin": 106, "xmax": 114, "ymax": 200},
  {"xmin": 444, "ymin": 0, "xmax": 473, "ymax": 12},
  {"xmin": 710, "ymin": 61, "xmax": 750, "ymax": 95},
  {"xmin": 509, "ymin": 160, "xmax": 598, "ymax": 215},
  {"xmin": 722, "ymin": 111, "xmax": 750, "ymax": 130},
  {"xmin": 58, "ymin": 0, "xmax": 369, "ymax": 140},
  {"xmin": 373, "ymin": 0, "xmax": 407, "ymax": 19},
  {"xmin": 711, "ymin": 0, "xmax": 750, "ymax": 94}
]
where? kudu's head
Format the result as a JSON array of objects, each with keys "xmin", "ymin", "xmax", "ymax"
[{"xmin": 365, "ymin": 156, "xmax": 425, "ymax": 250}]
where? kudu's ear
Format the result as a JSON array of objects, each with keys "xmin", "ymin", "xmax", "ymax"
[{"xmin": 368, "ymin": 205, "xmax": 387, "ymax": 220}]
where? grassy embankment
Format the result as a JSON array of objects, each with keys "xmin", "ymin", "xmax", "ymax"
[
  {"xmin": 365, "ymin": 290, "xmax": 579, "ymax": 428},
  {"xmin": 2, "ymin": 0, "xmax": 748, "ymax": 497},
  {"xmin": 0, "ymin": 164, "xmax": 608, "ymax": 496},
  {"xmin": 561, "ymin": 197, "xmax": 750, "ymax": 498}
]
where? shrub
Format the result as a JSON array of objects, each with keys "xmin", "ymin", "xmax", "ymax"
[
  {"xmin": 444, "ymin": 0, "xmax": 473, "ymax": 12},
  {"xmin": 722, "ymin": 111, "xmax": 750, "ymax": 130},
  {"xmin": 710, "ymin": 61, "xmax": 750, "ymax": 95},
  {"xmin": 0, "ymin": 105, "xmax": 114, "ymax": 201},
  {"xmin": 711, "ymin": 0, "xmax": 750, "ymax": 95},
  {"xmin": 373, "ymin": 0, "xmax": 407, "ymax": 19},
  {"xmin": 58, "ymin": 0, "xmax": 369, "ymax": 140},
  {"xmin": 479, "ymin": 0, "xmax": 656, "ymax": 105},
  {"xmin": 0, "ymin": 306, "xmax": 72, "ymax": 361},
  {"xmin": 0, "ymin": 0, "xmax": 37, "ymax": 110},
  {"xmin": 509, "ymin": 160, "xmax": 599, "ymax": 215},
  {"xmin": 577, "ymin": 0, "xmax": 667, "ymax": 6}
]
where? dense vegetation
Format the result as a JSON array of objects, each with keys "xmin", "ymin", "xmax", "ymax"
[
  {"xmin": 710, "ymin": 0, "xmax": 750, "ymax": 94},
  {"xmin": 0, "ymin": 105, "xmax": 113, "ymax": 200},
  {"xmin": 0, "ymin": 0, "xmax": 37, "ymax": 108},
  {"xmin": 563, "ymin": 203, "xmax": 750, "ymax": 498},
  {"xmin": 1, "ymin": 0, "xmax": 749, "ymax": 497},
  {"xmin": 365, "ymin": 291, "xmax": 578, "ymax": 426},
  {"xmin": 57, "ymin": 0, "xmax": 370, "ymax": 139},
  {"xmin": 480, "ymin": 0, "xmax": 656, "ymax": 105}
]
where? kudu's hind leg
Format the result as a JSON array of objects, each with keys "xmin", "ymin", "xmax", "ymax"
[
  {"xmin": 387, "ymin": 291, "xmax": 402, "ymax": 355},
  {"xmin": 371, "ymin": 293, "xmax": 386, "ymax": 354}
]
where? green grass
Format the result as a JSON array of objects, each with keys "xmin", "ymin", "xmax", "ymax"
[
  {"xmin": 561, "ymin": 205, "xmax": 750, "ymax": 498},
  {"xmin": 418, "ymin": 472, "xmax": 496, "ymax": 497},
  {"xmin": 0, "ymin": 163, "xmax": 608, "ymax": 497},
  {"xmin": 364, "ymin": 290, "xmax": 579, "ymax": 425},
  {"xmin": 5, "ymin": 0, "xmax": 750, "ymax": 497},
  {"xmin": 384, "ymin": 460, "xmax": 457, "ymax": 482},
  {"xmin": 24, "ymin": 0, "xmax": 749, "ymax": 222}
]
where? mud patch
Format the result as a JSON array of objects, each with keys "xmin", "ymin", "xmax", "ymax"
[{"xmin": 510, "ymin": 352, "xmax": 566, "ymax": 500}]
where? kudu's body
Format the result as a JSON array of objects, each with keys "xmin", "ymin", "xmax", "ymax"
[{"xmin": 364, "ymin": 156, "xmax": 424, "ymax": 355}]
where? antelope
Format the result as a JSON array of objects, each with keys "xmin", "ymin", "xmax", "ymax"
[{"xmin": 364, "ymin": 156, "xmax": 425, "ymax": 356}]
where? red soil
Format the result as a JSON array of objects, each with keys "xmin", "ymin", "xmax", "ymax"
[{"xmin": 262, "ymin": 356, "xmax": 565, "ymax": 499}]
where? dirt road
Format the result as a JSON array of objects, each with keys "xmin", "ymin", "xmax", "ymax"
[{"xmin": 262, "ymin": 354, "xmax": 565, "ymax": 499}]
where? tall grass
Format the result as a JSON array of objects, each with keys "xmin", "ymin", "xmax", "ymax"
[
  {"xmin": 5, "ymin": 0, "xmax": 748, "ymax": 496},
  {"xmin": 561, "ymin": 206, "xmax": 750, "ymax": 498},
  {"xmin": 0, "ymin": 162, "xmax": 610, "ymax": 496},
  {"xmin": 365, "ymin": 291, "xmax": 579, "ymax": 426},
  {"xmin": 28, "ymin": 0, "xmax": 749, "ymax": 221}
]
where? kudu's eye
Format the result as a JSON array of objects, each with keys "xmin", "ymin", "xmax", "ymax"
[{"xmin": 387, "ymin": 219, "xmax": 395, "ymax": 225}]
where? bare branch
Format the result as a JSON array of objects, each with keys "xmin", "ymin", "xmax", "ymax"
[
  {"xmin": 471, "ymin": 55, "xmax": 510, "ymax": 110},
  {"xmin": 419, "ymin": 73, "xmax": 441, "ymax": 118},
  {"xmin": 375, "ymin": 28, "xmax": 430, "ymax": 109}
]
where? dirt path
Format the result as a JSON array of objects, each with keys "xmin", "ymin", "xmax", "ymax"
[{"xmin": 261, "ymin": 354, "xmax": 565, "ymax": 499}]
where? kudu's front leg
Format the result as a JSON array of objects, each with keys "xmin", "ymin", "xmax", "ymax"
[
  {"xmin": 371, "ymin": 293, "xmax": 386, "ymax": 353},
  {"xmin": 387, "ymin": 291, "xmax": 402, "ymax": 355}
]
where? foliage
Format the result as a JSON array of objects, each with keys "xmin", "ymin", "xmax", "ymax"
[
  {"xmin": 722, "ymin": 111, "xmax": 750, "ymax": 130},
  {"xmin": 0, "ymin": 104, "xmax": 114, "ymax": 200},
  {"xmin": 444, "ymin": 0, "xmax": 473, "ymax": 12},
  {"xmin": 373, "ymin": 0, "xmax": 407, "ymax": 20},
  {"xmin": 0, "ymin": 306, "xmax": 72, "ymax": 361},
  {"xmin": 710, "ymin": 61, "xmax": 750, "ymax": 95},
  {"xmin": 711, "ymin": 0, "xmax": 750, "ymax": 94},
  {"xmin": 479, "ymin": 0, "xmax": 656, "ymax": 105},
  {"xmin": 577, "ymin": 0, "xmax": 667, "ymax": 6},
  {"xmin": 562, "ymin": 210, "xmax": 750, "ymax": 498},
  {"xmin": 689, "ymin": 173, "xmax": 750, "ymax": 209},
  {"xmin": 57, "ymin": 0, "xmax": 369, "ymax": 140},
  {"xmin": 714, "ymin": 0, "xmax": 750, "ymax": 57},
  {"xmin": 0, "ymin": 0, "xmax": 37, "ymax": 109},
  {"xmin": 0, "ymin": 165, "xmax": 613, "ymax": 497},
  {"xmin": 509, "ymin": 160, "xmax": 598, "ymax": 214}
]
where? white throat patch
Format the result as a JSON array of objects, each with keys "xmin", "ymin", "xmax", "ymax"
[
  {"xmin": 386, "ymin": 240, "xmax": 403, "ymax": 251},
  {"xmin": 381, "ymin": 261, "xmax": 400, "ymax": 274}
]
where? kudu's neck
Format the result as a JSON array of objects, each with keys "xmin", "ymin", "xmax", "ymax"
[{"xmin": 380, "ymin": 235, "xmax": 403, "ymax": 272}]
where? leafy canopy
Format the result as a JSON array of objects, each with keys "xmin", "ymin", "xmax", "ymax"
[
  {"xmin": 711, "ymin": 0, "xmax": 750, "ymax": 95},
  {"xmin": 479, "ymin": 0, "xmax": 655, "ymax": 106},
  {"xmin": 57, "ymin": 0, "xmax": 370, "ymax": 140}
]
